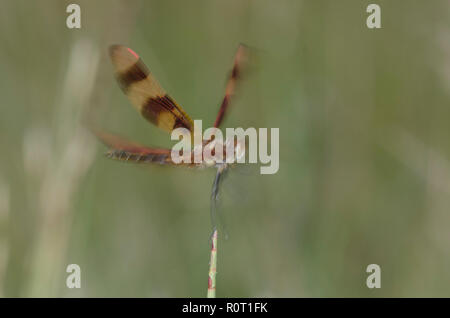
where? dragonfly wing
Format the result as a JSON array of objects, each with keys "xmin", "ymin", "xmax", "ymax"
[
  {"xmin": 92, "ymin": 129, "xmax": 178, "ymax": 165},
  {"xmin": 109, "ymin": 45, "xmax": 194, "ymax": 134}
]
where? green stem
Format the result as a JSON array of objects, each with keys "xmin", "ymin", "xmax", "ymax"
[{"xmin": 207, "ymin": 229, "xmax": 218, "ymax": 298}]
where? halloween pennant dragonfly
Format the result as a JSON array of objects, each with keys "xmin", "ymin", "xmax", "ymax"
[{"xmin": 94, "ymin": 44, "xmax": 249, "ymax": 230}]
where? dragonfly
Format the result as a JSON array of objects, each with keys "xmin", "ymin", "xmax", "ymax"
[{"xmin": 94, "ymin": 44, "xmax": 249, "ymax": 232}]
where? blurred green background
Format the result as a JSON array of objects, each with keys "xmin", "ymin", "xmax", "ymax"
[{"xmin": 1, "ymin": 0, "xmax": 450, "ymax": 297}]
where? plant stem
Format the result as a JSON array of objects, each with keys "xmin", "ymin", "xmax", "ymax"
[{"xmin": 207, "ymin": 229, "xmax": 218, "ymax": 298}]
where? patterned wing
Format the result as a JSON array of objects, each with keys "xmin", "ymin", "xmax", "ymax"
[
  {"xmin": 109, "ymin": 45, "xmax": 194, "ymax": 134},
  {"xmin": 213, "ymin": 44, "xmax": 249, "ymax": 128}
]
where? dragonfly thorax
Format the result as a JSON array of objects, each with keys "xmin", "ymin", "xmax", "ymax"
[{"xmin": 199, "ymin": 137, "xmax": 246, "ymax": 168}]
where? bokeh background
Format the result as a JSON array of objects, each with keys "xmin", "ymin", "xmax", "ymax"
[{"xmin": 1, "ymin": 0, "xmax": 450, "ymax": 297}]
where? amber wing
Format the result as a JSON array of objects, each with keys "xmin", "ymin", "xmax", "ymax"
[{"xmin": 109, "ymin": 45, "xmax": 194, "ymax": 134}]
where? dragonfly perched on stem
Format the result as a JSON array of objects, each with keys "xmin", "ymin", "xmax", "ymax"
[{"xmin": 93, "ymin": 44, "xmax": 249, "ymax": 233}]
